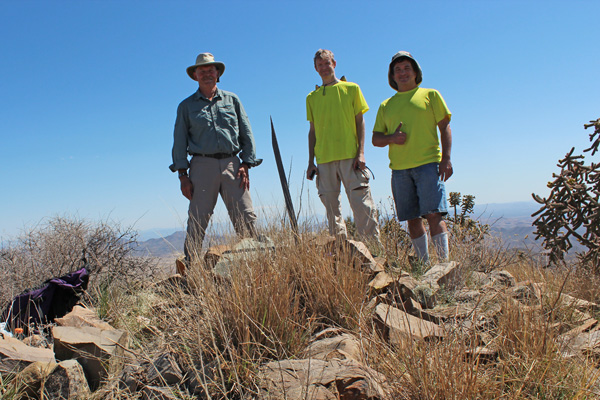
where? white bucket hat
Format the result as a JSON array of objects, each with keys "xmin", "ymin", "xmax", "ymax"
[{"xmin": 186, "ymin": 53, "xmax": 225, "ymax": 81}]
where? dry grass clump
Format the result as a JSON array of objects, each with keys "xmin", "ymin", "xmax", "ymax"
[
  {"xmin": 493, "ymin": 296, "xmax": 599, "ymax": 398},
  {"xmin": 121, "ymin": 230, "xmax": 373, "ymax": 398}
]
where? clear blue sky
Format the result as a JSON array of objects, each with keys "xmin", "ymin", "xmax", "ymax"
[{"xmin": 1, "ymin": 0, "xmax": 599, "ymax": 239}]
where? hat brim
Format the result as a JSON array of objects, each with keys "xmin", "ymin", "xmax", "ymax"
[{"xmin": 186, "ymin": 62, "xmax": 225, "ymax": 80}]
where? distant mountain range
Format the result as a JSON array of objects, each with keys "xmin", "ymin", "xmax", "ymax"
[
  {"xmin": 135, "ymin": 201, "xmax": 553, "ymax": 258},
  {"xmin": 134, "ymin": 230, "xmax": 186, "ymax": 258}
]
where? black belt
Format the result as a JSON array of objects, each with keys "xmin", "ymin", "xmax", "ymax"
[{"xmin": 192, "ymin": 152, "xmax": 237, "ymax": 160}]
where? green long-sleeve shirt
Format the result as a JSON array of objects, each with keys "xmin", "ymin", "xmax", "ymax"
[{"xmin": 169, "ymin": 88, "xmax": 261, "ymax": 172}]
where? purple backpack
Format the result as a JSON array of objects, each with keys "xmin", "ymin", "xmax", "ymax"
[{"xmin": 1, "ymin": 267, "xmax": 89, "ymax": 331}]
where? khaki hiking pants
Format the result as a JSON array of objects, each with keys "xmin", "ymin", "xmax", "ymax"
[
  {"xmin": 316, "ymin": 158, "xmax": 380, "ymax": 240},
  {"xmin": 185, "ymin": 155, "xmax": 257, "ymax": 260}
]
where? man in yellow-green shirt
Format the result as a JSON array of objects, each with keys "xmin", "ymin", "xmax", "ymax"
[
  {"xmin": 373, "ymin": 51, "xmax": 453, "ymax": 264},
  {"xmin": 306, "ymin": 49, "xmax": 379, "ymax": 240}
]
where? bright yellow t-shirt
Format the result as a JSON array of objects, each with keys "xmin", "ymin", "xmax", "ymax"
[
  {"xmin": 373, "ymin": 87, "xmax": 451, "ymax": 170},
  {"xmin": 306, "ymin": 81, "xmax": 368, "ymax": 164}
]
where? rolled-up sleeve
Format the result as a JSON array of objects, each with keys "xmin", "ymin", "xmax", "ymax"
[
  {"xmin": 169, "ymin": 102, "xmax": 190, "ymax": 172},
  {"xmin": 234, "ymin": 97, "xmax": 262, "ymax": 167}
]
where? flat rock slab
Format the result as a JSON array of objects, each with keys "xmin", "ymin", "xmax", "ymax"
[
  {"xmin": 213, "ymin": 237, "xmax": 275, "ymax": 278},
  {"xmin": 465, "ymin": 347, "xmax": 498, "ymax": 363},
  {"xmin": 320, "ymin": 238, "xmax": 384, "ymax": 274},
  {"xmin": 54, "ymin": 305, "xmax": 114, "ymax": 330},
  {"xmin": 258, "ymin": 358, "xmax": 388, "ymax": 400},
  {"xmin": 304, "ymin": 333, "xmax": 363, "ymax": 362},
  {"xmin": 430, "ymin": 303, "xmax": 476, "ymax": 321},
  {"xmin": 375, "ymin": 303, "xmax": 444, "ymax": 344},
  {"xmin": 558, "ymin": 329, "xmax": 600, "ymax": 358},
  {"xmin": 0, "ymin": 336, "xmax": 56, "ymax": 374},
  {"xmin": 141, "ymin": 385, "xmax": 180, "ymax": 400},
  {"xmin": 558, "ymin": 293, "xmax": 600, "ymax": 312},
  {"xmin": 368, "ymin": 271, "xmax": 395, "ymax": 290},
  {"xmin": 52, "ymin": 325, "xmax": 128, "ymax": 390}
]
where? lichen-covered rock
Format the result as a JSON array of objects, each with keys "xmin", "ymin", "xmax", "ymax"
[
  {"xmin": 45, "ymin": 359, "xmax": 91, "ymax": 399},
  {"xmin": 304, "ymin": 333, "xmax": 363, "ymax": 362},
  {"xmin": 258, "ymin": 358, "xmax": 389, "ymax": 400}
]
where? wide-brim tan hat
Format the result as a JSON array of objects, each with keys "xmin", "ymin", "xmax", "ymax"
[{"xmin": 186, "ymin": 53, "xmax": 225, "ymax": 80}]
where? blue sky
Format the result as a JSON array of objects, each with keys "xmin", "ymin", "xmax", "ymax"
[{"xmin": 1, "ymin": 0, "xmax": 599, "ymax": 240}]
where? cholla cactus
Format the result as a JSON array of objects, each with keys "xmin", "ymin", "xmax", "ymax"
[
  {"xmin": 449, "ymin": 192, "xmax": 462, "ymax": 223},
  {"xmin": 447, "ymin": 192, "xmax": 489, "ymax": 244},
  {"xmin": 532, "ymin": 118, "xmax": 600, "ymax": 269}
]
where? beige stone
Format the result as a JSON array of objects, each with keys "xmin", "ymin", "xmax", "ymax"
[
  {"xmin": 11, "ymin": 361, "xmax": 57, "ymax": 398},
  {"xmin": 465, "ymin": 347, "xmax": 498, "ymax": 363},
  {"xmin": 52, "ymin": 325, "xmax": 128, "ymax": 390},
  {"xmin": 146, "ymin": 352, "xmax": 183, "ymax": 386},
  {"xmin": 204, "ymin": 244, "xmax": 230, "ymax": 269},
  {"xmin": 489, "ymin": 270, "xmax": 516, "ymax": 288},
  {"xmin": 45, "ymin": 360, "xmax": 91, "ymax": 399},
  {"xmin": 558, "ymin": 329, "xmax": 600, "ymax": 358},
  {"xmin": 258, "ymin": 358, "xmax": 388, "ymax": 400},
  {"xmin": 321, "ymin": 238, "xmax": 383, "ymax": 274},
  {"xmin": 304, "ymin": 333, "xmax": 363, "ymax": 363},
  {"xmin": 558, "ymin": 293, "xmax": 600, "ymax": 312},
  {"xmin": 368, "ymin": 271, "xmax": 394, "ymax": 290},
  {"xmin": 54, "ymin": 305, "xmax": 114, "ymax": 330},
  {"xmin": 346, "ymin": 239, "xmax": 384, "ymax": 274},
  {"xmin": 141, "ymin": 385, "xmax": 179, "ymax": 400},
  {"xmin": 375, "ymin": 303, "xmax": 444, "ymax": 343},
  {"xmin": 397, "ymin": 274, "xmax": 420, "ymax": 302},
  {"xmin": 421, "ymin": 261, "xmax": 461, "ymax": 289},
  {"xmin": 0, "ymin": 336, "xmax": 56, "ymax": 374}
]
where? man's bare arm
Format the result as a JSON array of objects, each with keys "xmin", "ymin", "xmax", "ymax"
[
  {"xmin": 354, "ymin": 112, "xmax": 366, "ymax": 170},
  {"xmin": 307, "ymin": 122, "xmax": 318, "ymax": 180},
  {"xmin": 372, "ymin": 122, "xmax": 406, "ymax": 147},
  {"xmin": 438, "ymin": 116, "xmax": 453, "ymax": 181}
]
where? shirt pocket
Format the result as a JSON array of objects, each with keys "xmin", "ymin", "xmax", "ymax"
[
  {"xmin": 217, "ymin": 104, "xmax": 238, "ymax": 130},
  {"xmin": 189, "ymin": 106, "xmax": 211, "ymax": 129}
]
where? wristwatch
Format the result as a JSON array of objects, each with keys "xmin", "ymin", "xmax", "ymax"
[{"xmin": 178, "ymin": 170, "xmax": 188, "ymax": 178}]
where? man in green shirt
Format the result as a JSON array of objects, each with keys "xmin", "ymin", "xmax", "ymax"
[
  {"xmin": 373, "ymin": 51, "xmax": 453, "ymax": 264},
  {"xmin": 170, "ymin": 53, "xmax": 261, "ymax": 262},
  {"xmin": 306, "ymin": 49, "xmax": 379, "ymax": 241}
]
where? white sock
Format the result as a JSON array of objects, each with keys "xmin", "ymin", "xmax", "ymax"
[
  {"xmin": 432, "ymin": 232, "xmax": 449, "ymax": 261},
  {"xmin": 411, "ymin": 233, "xmax": 429, "ymax": 263}
]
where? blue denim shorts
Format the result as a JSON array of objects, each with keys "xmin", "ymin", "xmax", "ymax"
[{"xmin": 391, "ymin": 162, "xmax": 448, "ymax": 221}]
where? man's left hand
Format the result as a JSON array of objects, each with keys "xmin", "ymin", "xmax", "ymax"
[
  {"xmin": 237, "ymin": 163, "xmax": 250, "ymax": 190},
  {"xmin": 439, "ymin": 158, "xmax": 453, "ymax": 182},
  {"xmin": 353, "ymin": 154, "xmax": 366, "ymax": 170}
]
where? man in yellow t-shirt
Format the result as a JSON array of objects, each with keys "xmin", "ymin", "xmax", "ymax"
[
  {"xmin": 373, "ymin": 51, "xmax": 453, "ymax": 264},
  {"xmin": 306, "ymin": 49, "xmax": 379, "ymax": 240}
]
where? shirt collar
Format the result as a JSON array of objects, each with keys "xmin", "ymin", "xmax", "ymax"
[{"xmin": 194, "ymin": 87, "xmax": 222, "ymax": 101}]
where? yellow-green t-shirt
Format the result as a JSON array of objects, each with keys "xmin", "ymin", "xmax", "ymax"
[
  {"xmin": 373, "ymin": 87, "xmax": 451, "ymax": 170},
  {"xmin": 306, "ymin": 81, "xmax": 368, "ymax": 164}
]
